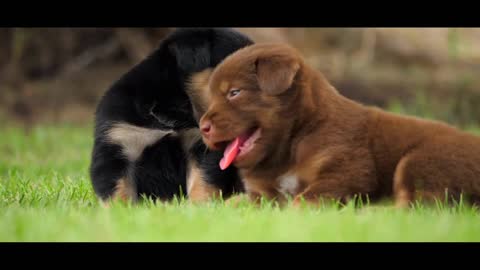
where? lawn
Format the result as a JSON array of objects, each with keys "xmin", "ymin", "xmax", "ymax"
[{"xmin": 1, "ymin": 124, "xmax": 480, "ymax": 242}]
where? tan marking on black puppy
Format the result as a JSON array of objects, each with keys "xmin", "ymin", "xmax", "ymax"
[
  {"xmin": 107, "ymin": 123, "xmax": 173, "ymax": 162},
  {"xmin": 186, "ymin": 160, "xmax": 223, "ymax": 202},
  {"xmin": 199, "ymin": 43, "xmax": 480, "ymax": 208},
  {"xmin": 112, "ymin": 177, "xmax": 137, "ymax": 203}
]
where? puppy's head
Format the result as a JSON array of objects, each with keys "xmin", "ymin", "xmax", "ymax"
[
  {"xmin": 199, "ymin": 43, "xmax": 304, "ymax": 170},
  {"xmin": 167, "ymin": 28, "xmax": 254, "ymax": 123},
  {"xmin": 134, "ymin": 28, "xmax": 253, "ymax": 130}
]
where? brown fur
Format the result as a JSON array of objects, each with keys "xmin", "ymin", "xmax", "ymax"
[
  {"xmin": 199, "ymin": 43, "xmax": 480, "ymax": 208},
  {"xmin": 112, "ymin": 177, "xmax": 137, "ymax": 203},
  {"xmin": 185, "ymin": 69, "xmax": 231, "ymax": 201},
  {"xmin": 186, "ymin": 69, "xmax": 214, "ymax": 123}
]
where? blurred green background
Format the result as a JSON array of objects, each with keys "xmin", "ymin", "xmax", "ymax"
[{"xmin": 1, "ymin": 27, "xmax": 480, "ymax": 128}]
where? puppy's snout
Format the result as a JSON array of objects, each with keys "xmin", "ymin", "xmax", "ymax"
[{"xmin": 200, "ymin": 120, "xmax": 212, "ymax": 136}]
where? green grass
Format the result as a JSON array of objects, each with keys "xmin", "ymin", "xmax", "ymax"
[{"xmin": 1, "ymin": 123, "xmax": 480, "ymax": 242}]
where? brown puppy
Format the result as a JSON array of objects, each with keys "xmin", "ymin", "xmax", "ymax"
[{"xmin": 199, "ymin": 43, "xmax": 480, "ymax": 208}]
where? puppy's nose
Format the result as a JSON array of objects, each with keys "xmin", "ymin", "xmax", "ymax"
[{"xmin": 200, "ymin": 121, "xmax": 212, "ymax": 136}]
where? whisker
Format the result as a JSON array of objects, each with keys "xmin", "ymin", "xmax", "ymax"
[
  {"xmin": 149, "ymin": 102, "xmax": 177, "ymax": 129},
  {"xmin": 203, "ymin": 144, "xmax": 209, "ymax": 156}
]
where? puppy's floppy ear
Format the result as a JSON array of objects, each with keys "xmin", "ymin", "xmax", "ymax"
[{"xmin": 255, "ymin": 55, "xmax": 300, "ymax": 95}]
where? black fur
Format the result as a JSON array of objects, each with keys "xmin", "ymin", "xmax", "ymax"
[{"xmin": 90, "ymin": 28, "xmax": 253, "ymax": 201}]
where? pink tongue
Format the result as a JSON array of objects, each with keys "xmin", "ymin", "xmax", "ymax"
[
  {"xmin": 219, "ymin": 133, "xmax": 250, "ymax": 170},
  {"xmin": 219, "ymin": 138, "xmax": 240, "ymax": 170}
]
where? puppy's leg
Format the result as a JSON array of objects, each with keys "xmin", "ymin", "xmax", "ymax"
[
  {"xmin": 112, "ymin": 177, "xmax": 137, "ymax": 202},
  {"xmin": 293, "ymin": 179, "xmax": 362, "ymax": 208},
  {"xmin": 294, "ymin": 157, "xmax": 377, "ymax": 208},
  {"xmin": 225, "ymin": 191, "xmax": 278, "ymax": 208},
  {"xmin": 240, "ymin": 178, "xmax": 283, "ymax": 207},
  {"xmin": 291, "ymin": 149, "xmax": 378, "ymax": 208},
  {"xmin": 186, "ymin": 136, "xmax": 244, "ymax": 203},
  {"xmin": 293, "ymin": 166, "xmax": 377, "ymax": 208},
  {"xmin": 182, "ymin": 133, "xmax": 224, "ymax": 203},
  {"xmin": 392, "ymin": 149, "xmax": 475, "ymax": 208},
  {"xmin": 392, "ymin": 155, "xmax": 416, "ymax": 208},
  {"xmin": 186, "ymin": 160, "xmax": 223, "ymax": 203},
  {"xmin": 92, "ymin": 122, "xmax": 172, "ymax": 205},
  {"xmin": 90, "ymin": 141, "xmax": 138, "ymax": 206},
  {"xmin": 224, "ymin": 194, "xmax": 249, "ymax": 207},
  {"xmin": 101, "ymin": 177, "xmax": 137, "ymax": 208}
]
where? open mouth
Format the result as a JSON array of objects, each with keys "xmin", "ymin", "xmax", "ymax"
[{"xmin": 218, "ymin": 127, "xmax": 261, "ymax": 170}]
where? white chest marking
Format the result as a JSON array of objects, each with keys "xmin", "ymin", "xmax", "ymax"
[
  {"xmin": 107, "ymin": 122, "xmax": 173, "ymax": 162},
  {"xmin": 277, "ymin": 174, "xmax": 299, "ymax": 196}
]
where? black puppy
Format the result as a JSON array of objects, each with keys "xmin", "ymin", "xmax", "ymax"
[{"xmin": 90, "ymin": 28, "xmax": 253, "ymax": 204}]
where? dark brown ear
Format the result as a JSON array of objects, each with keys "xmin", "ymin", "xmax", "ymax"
[{"xmin": 255, "ymin": 55, "xmax": 300, "ymax": 95}]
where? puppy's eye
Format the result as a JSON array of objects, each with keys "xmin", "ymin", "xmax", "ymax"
[{"xmin": 228, "ymin": 89, "xmax": 242, "ymax": 99}]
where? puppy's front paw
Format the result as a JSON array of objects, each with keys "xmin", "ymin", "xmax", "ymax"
[
  {"xmin": 292, "ymin": 195, "xmax": 325, "ymax": 209},
  {"xmin": 100, "ymin": 200, "xmax": 111, "ymax": 208},
  {"xmin": 292, "ymin": 196, "xmax": 307, "ymax": 209},
  {"xmin": 225, "ymin": 194, "xmax": 249, "ymax": 207}
]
